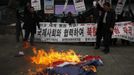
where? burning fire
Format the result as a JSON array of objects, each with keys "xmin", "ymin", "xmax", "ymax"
[
  {"xmin": 30, "ymin": 48, "xmax": 80, "ymax": 67},
  {"xmin": 28, "ymin": 48, "xmax": 103, "ymax": 75}
]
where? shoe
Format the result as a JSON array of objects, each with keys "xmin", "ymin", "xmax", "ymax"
[
  {"xmin": 14, "ymin": 51, "xmax": 24, "ymax": 57},
  {"xmin": 94, "ymin": 46, "xmax": 100, "ymax": 49}
]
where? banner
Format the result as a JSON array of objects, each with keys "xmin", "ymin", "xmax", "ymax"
[
  {"xmin": 34, "ymin": 21, "xmax": 134, "ymax": 42},
  {"xmin": 44, "ymin": 0, "xmax": 54, "ymax": 13},
  {"xmin": 31, "ymin": 0, "xmax": 41, "ymax": 11},
  {"xmin": 73, "ymin": 0, "xmax": 86, "ymax": 12},
  {"xmin": 112, "ymin": 21, "xmax": 134, "ymax": 42},
  {"xmin": 115, "ymin": 0, "xmax": 126, "ymax": 14}
]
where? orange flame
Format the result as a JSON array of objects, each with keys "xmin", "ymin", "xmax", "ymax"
[{"xmin": 30, "ymin": 48, "xmax": 80, "ymax": 67}]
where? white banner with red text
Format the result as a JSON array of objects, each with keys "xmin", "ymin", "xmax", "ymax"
[{"xmin": 34, "ymin": 21, "xmax": 134, "ymax": 42}]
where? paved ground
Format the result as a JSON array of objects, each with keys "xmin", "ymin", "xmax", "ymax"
[{"xmin": 0, "ymin": 34, "xmax": 134, "ymax": 75}]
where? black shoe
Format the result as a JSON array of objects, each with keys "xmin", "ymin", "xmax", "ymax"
[{"xmin": 94, "ymin": 46, "xmax": 100, "ymax": 49}]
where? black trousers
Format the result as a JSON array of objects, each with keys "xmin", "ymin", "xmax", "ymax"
[
  {"xmin": 24, "ymin": 29, "xmax": 35, "ymax": 44},
  {"xmin": 96, "ymin": 23, "xmax": 112, "ymax": 51},
  {"xmin": 16, "ymin": 20, "xmax": 22, "ymax": 42}
]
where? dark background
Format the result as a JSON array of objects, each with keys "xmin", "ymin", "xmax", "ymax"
[{"xmin": 0, "ymin": 0, "xmax": 133, "ymax": 6}]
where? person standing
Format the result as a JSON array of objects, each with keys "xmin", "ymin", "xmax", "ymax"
[
  {"xmin": 23, "ymin": 7, "xmax": 40, "ymax": 46},
  {"xmin": 16, "ymin": 9, "xmax": 23, "ymax": 42},
  {"xmin": 77, "ymin": 12, "xmax": 85, "ymax": 23},
  {"xmin": 91, "ymin": 0, "xmax": 100, "ymax": 23},
  {"xmin": 66, "ymin": 12, "xmax": 75, "ymax": 25},
  {"xmin": 61, "ymin": 11, "xmax": 66, "ymax": 23},
  {"xmin": 95, "ymin": 2, "xmax": 115, "ymax": 54}
]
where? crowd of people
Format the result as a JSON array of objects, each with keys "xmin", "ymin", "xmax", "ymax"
[{"xmin": 16, "ymin": 1, "xmax": 134, "ymax": 55}]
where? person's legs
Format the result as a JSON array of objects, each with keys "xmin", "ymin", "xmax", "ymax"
[
  {"xmin": 30, "ymin": 32, "xmax": 35, "ymax": 45},
  {"xmin": 16, "ymin": 29, "xmax": 21, "ymax": 42},
  {"xmin": 24, "ymin": 29, "xmax": 30, "ymax": 41},
  {"xmin": 16, "ymin": 20, "xmax": 22, "ymax": 42},
  {"xmin": 23, "ymin": 29, "xmax": 30, "ymax": 48},
  {"xmin": 110, "ymin": 38, "xmax": 117, "ymax": 45},
  {"xmin": 95, "ymin": 33, "xmax": 103, "ymax": 49},
  {"xmin": 103, "ymin": 32, "xmax": 112, "ymax": 54}
]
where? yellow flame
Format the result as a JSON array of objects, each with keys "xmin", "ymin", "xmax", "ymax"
[{"xmin": 30, "ymin": 48, "xmax": 80, "ymax": 67}]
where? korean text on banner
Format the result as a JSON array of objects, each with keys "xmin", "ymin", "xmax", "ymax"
[{"xmin": 34, "ymin": 22, "xmax": 134, "ymax": 42}]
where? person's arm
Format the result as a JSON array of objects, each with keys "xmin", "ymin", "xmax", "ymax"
[{"xmin": 96, "ymin": 1, "xmax": 104, "ymax": 11}]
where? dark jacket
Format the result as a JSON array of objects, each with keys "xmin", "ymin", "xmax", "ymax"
[
  {"xmin": 16, "ymin": 10, "xmax": 23, "ymax": 28},
  {"xmin": 23, "ymin": 12, "xmax": 40, "ymax": 33},
  {"xmin": 97, "ymin": 4, "xmax": 115, "ymax": 34},
  {"xmin": 98, "ymin": 10, "xmax": 115, "ymax": 28}
]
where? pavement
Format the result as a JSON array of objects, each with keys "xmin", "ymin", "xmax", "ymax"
[{"xmin": 0, "ymin": 34, "xmax": 134, "ymax": 75}]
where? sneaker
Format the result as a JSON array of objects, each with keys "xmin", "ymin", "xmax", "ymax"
[{"xmin": 14, "ymin": 51, "xmax": 24, "ymax": 57}]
